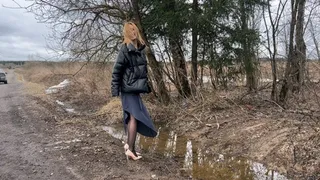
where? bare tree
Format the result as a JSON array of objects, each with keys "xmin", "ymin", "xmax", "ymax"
[
  {"xmin": 26, "ymin": 0, "xmax": 130, "ymax": 62},
  {"xmin": 238, "ymin": 0, "xmax": 262, "ymax": 91},
  {"xmin": 262, "ymin": 0, "xmax": 288, "ymax": 101},
  {"xmin": 306, "ymin": 0, "xmax": 320, "ymax": 61},
  {"xmin": 280, "ymin": 0, "xmax": 307, "ymax": 104},
  {"xmin": 22, "ymin": 0, "xmax": 171, "ymax": 103},
  {"xmin": 190, "ymin": 0, "xmax": 199, "ymax": 93},
  {"xmin": 131, "ymin": 0, "xmax": 170, "ymax": 104}
]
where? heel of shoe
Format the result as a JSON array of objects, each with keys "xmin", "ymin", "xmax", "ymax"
[
  {"xmin": 125, "ymin": 149, "xmax": 142, "ymax": 161},
  {"xmin": 124, "ymin": 143, "xmax": 141, "ymax": 156},
  {"xmin": 125, "ymin": 149, "xmax": 129, "ymax": 161},
  {"xmin": 124, "ymin": 144, "xmax": 129, "ymax": 151}
]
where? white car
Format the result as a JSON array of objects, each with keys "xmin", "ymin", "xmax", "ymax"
[{"xmin": 0, "ymin": 71, "xmax": 8, "ymax": 84}]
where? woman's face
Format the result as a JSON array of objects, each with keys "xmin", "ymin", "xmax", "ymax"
[{"xmin": 128, "ymin": 24, "xmax": 137, "ymax": 41}]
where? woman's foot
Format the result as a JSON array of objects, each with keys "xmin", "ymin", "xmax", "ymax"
[
  {"xmin": 125, "ymin": 149, "xmax": 142, "ymax": 161},
  {"xmin": 124, "ymin": 144, "xmax": 141, "ymax": 156}
]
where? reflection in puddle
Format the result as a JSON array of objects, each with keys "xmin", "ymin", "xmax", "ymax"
[
  {"xmin": 102, "ymin": 126, "xmax": 124, "ymax": 140},
  {"xmin": 102, "ymin": 125, "xmax": 288, "ymax": 180},
  {"xmin": 184, "ymin": 140, "xmax": 193, "ymax": 171}
]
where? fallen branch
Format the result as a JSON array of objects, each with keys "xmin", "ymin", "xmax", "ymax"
[{"xmin": 285, "ymin": 109, "xmax": 320, "ymax": 118}]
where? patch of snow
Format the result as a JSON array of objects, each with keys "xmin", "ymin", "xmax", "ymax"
[
  {"xmin": 310, "ymin": 79, "xmax": 319, "ymax": 83},
  {"xmin": 218, "ymin": 154, "xmax": 224, "ymax": 162},
  {"xmin": 46, "ymin": 88, "xmax": 58, "ymax": 94},
  {"xmin": 50, "ymin": 139, "xmax": 81, "ymax": 146},
  {"xmin": 65, "ymin": 139, "xmax": 81, "ymax": 144},
  {"xmin": 260, "ymin": 78, "xmax": 280, "ymax": 83},
  {"xmin": 54, "ymin": 146, "xmax": 70, "ymax": 150},
  {"xmin": 261, "ymin": 78, "xmax": 272, "ymax": 83},
  {"xmin": 202, "ymin": 76, "xmax": 211, "ymax": 83},
  {"xmin": 56, "ymin": 100, "xmax": 64, "ymax": 106},
  {"xmin": 65, "ymin": 108, "xmax": 75, "ymax": 113},
  {"xmin": 45, "ymin": 79, "xmax": 70, "ymax": 94}
]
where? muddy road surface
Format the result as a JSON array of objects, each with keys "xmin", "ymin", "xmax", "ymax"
[
  {"xmin": 0, "ymin": 71, "xmax": 181, "ymax": 180},
  {"xmin": 0, "ymin": 71, "xmax": 76, "ymax": 180}
]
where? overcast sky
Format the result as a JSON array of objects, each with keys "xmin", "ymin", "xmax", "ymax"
[
  {"xmin": 0, "ymin": 0, "xmax": 52, "ymax": 61},
  {"xmin": 0, "ymin": 0, "xmax": 318, "ymax": 61}
]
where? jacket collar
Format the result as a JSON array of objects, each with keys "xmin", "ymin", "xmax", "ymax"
[{"xmin": 127, "ymin": 43, "xmax": 146, "ymax": 53}]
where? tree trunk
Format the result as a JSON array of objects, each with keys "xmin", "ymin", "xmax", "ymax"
[
  {"xmin": 131, "ymin": 0, "xmax": 170, "ymax": 104},
  {"xmin": 200, "ymin": 64, "xmax": 204, "ymax": 88},
  {"xmin": 295, "ymin": 0, "xmax": 306, "ymax": 91},
  {"xmin": 191, "ymin": 0, "xmax": 199, "ymax": 93},
  {"xmin": 244, "ymin": 56, "xmax": 258, "ymax": 91},
  {"xmin": 240, "ymin": 0, "xmax": 258, "ymax": 91},
  {"xmin": 279, "ymin": 0, "xmax": 299, "ymax": 104},
  {"xmin": 169, "ymin": 37, "xmax": 191, "ymax": 97},
  {"xmin": 200, "ymin": 41, "xmax": 206, "ymax": 88},
  {"xmin": 265, "ymin": 0, "xmax": 281, "ymax": 101},
  {"xmin": 164, "ymin": 0, "xmax": 191, "ymax": 97},
  {"xmin": 271, "ymin": 58, "xmax": 278, "ymax": 101}
]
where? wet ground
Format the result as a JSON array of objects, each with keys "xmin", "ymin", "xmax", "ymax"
[
  {"xmin": 0, "ymin": 70, "xmax": 76, "ymax": 180},
  {"xmin": 102, "ymin": 124, "xmax": 288, "ymax": 180},
  {"xmin": 0, "ymin": 71, "xmax": 181, "ymax": 179},
  {"xmin": 4, "ymin": 68, "xmax": 319, "ymax": 180}
]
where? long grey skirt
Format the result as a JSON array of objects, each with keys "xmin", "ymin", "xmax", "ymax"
[{"xmin": 120, "ymin": 93, "xmax": 157, "ymax": 137}]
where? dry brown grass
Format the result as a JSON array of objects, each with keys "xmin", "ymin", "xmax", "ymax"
[
  {"xmin": 17, "ymin": 61, "xmax": 113, "ymax": 113},
  {"xmin": 183, "ymin": 61, "xmax": 320, "ymax": 81},
  {"xmin": 23, "ymin": 82, "xmax": 47, "ymax": 96},
  {"xmin": 17, "ymin": 61, "xmax": 113, "ymax": 90},
  {"xmin": 15, "ymin": 60, "xmax": 320, "ymax": 179},
  {"xmin": 96, "ymin": 98, "xmax": 122, "ymax": 122},
  {"xmin": 259, "ymin": 61, "xmax": 320, "ymax": 80},
  {"xmin": 17, "ymin": 60, "xmax": 320, "ymax": 125}
]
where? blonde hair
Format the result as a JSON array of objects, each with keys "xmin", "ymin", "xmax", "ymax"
[{"xmin": 122, "ymin": 22, "xmax": 145, "ymax": 45}]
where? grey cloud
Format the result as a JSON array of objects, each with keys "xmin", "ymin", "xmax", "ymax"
[
  {"xmin": 0, "ymin": 0, "xmax": 52, "ymax": 60},
  {"xmin": 0, "ymin": 24, "xmax": 17, "ymax": 36}
]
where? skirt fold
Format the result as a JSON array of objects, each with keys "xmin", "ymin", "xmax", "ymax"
[{"xmin": 121, "ymin": 93, "xmax": 157, "ymax": 137}]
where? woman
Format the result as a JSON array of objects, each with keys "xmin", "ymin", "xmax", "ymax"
[{"xmin": 111, "ymin": 22, "xmax": 157, "ymax": 160}]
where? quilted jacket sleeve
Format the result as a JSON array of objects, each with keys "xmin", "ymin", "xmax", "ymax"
[{"xmin": 111, "ymin": 50, "xmax": 126, "ymax": 97}]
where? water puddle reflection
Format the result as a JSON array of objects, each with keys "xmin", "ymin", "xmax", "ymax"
[{"xmin": 102, "ymin": 124, "xmax": 288, "ymax": 180}]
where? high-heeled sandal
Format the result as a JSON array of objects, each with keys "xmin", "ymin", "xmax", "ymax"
[
  {"xmin": 124, "ymin": 144, "xmax": 141, "ymax": 156},
  {"xmin": 125, "ymin": 148, "xmax": 142, "ymax": 161}
]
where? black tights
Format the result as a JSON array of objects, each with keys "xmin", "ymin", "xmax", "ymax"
[{"xmin": 127, "ymin": 114, "xmax": 137, "ymax": 156}]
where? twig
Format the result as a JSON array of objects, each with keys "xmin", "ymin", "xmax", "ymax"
[
  {"xmin": 73, "ymin": 62, "xmax": 88, "ymax": 76},
  {"xmin": 263, "ymin": 99, "xmax": 285, "ymax": 110},
  {"xmin": 214, "ymin": 115, "xmax": 220, "ymax": 129},
  {"xmin": 222, "ymin": 96, "xmax": 245, "ymax": 112},
  {"xmin": 286, "ymin": 109, "xmax": 320, "ymax": 117}
]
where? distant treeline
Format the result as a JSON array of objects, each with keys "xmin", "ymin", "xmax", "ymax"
[
  {"xmin": 258, "ymin": 58, "xmax": 320, "ymax": 61},
  {"xmin": 0, "ymin": 61, "xmax": 26, "ymax": 65}
]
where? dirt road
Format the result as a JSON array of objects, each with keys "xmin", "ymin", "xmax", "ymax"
[
  {"xmin": 0, "ymin": 71, "xmax": 77, "ymax": 180},
  {"xmin": 0, "ymin": 71, "xmax": 181, "ymax": 180}
]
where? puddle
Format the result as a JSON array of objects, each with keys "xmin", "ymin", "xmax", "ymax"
[
  {"xmin": 102, "ymin": 126, "xmax": 125, "ymax": 140},
  {"xmin": 102, "ymin": 125, "xmax": 288, "ymax": 180}
]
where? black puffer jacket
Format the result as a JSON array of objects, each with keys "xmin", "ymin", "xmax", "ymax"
[{"xmin": 111, "ymin": 43, "xmax": 150, "ymax": 97}]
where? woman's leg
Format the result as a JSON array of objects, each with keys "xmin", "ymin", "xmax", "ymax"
[{"xmin": 127, "ymin": 114, "xmax": 138, "ymax": 155}]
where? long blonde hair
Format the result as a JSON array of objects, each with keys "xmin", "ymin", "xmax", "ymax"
[{"xmin": 122, "ymin": 22, "xmax": 145, "ymax": 45}]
